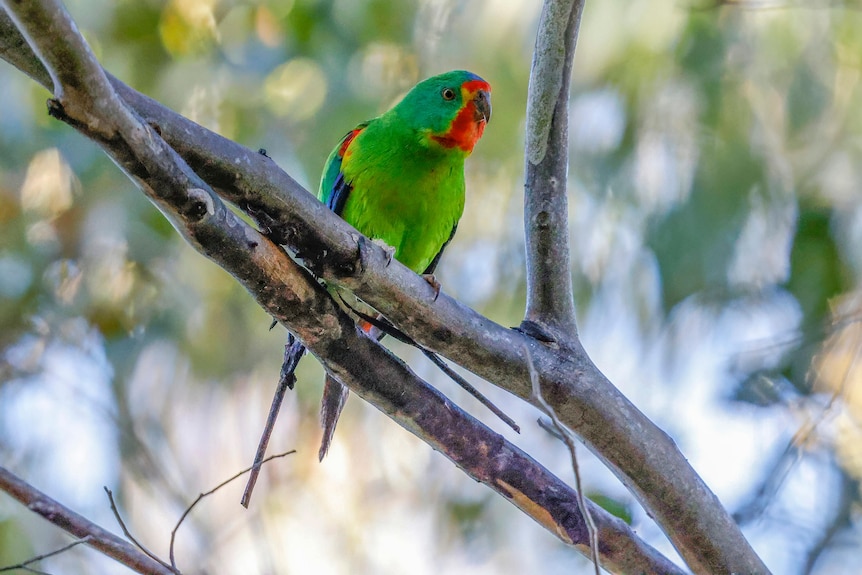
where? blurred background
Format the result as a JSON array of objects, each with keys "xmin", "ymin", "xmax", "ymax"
[{"xmin": 2, "ymin": 0, "xmax": 862, "ymax": 572}]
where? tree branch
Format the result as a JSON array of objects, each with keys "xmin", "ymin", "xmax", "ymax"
[
  {"xmin": 0, "ymin": 2, "xmax": 769, "ymax": 572},
  {"xmin": 0, "ymin": 466, "xmax": 175, "ymax": 575},
  {"xmin": 0, "ymin": 2, "xmax": 682, "ymax": 573},
  {"xmin": 527, "ymin": 345, "xmax": 600, "ymax": 575},
  {"xmin": 0, "ymin": 537, "xmax": 90, "ymax": 574},
  {"xmin": 523, "ymin": 0, "xmax": 583, "ymax": 341}
]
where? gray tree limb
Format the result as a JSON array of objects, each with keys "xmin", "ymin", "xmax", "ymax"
[
  {"xmin": 523, "ymin": 0, "xmax": 582, "ymax": 340},
  {"xmin": 0, "ymin": 466, "xmax": 176, "ymax": 575},
  {"xmin": 524, "ymin": 1, "xmax": 768, "ymax": 573},
  {"xmin": 0, "ymin": 0, "xmax": 770, "ymax": 572},
  {"xmin": 0, "ymin": 1, "xmax": 684, "ymax": 573}
]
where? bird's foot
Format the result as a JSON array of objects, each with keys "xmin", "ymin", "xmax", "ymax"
[
  {"xmin": 372, "ymin": 238, "xmax": 396, "ymax": 266},
  {"xmin": 422, "ymin": 274, "xmax": 442, "ymax": 301}
]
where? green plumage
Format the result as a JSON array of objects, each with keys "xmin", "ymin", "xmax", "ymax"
[
  {"xmin": 318, "ymin": 70, "xmax": 491, "ymax": 275},
  {"xmin": 314, "ymin": 70, "xmax": 491, "ymax": 460}
]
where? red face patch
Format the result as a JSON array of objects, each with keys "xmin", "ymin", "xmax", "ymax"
[{"xmin": 431, "ymin": 80, "xmax": 491, "ymax": 153}]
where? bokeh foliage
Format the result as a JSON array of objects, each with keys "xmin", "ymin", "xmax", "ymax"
[{"xmin": 2, "ymin": 1, "xmax": 862, "ymax": 573}]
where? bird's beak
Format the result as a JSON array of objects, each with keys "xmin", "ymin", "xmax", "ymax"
[{"xmin": 473, "ymin": 89, "xmax": 491, "ymax": 125}]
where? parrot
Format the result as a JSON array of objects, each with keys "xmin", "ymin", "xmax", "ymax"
[{"xmin": 315, "ymin": 70, "xmax": 492, "ymax": 460}]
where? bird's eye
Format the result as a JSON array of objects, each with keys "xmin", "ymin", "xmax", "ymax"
[{"xmin": 441, "ymin": 88, "xmax": 456, "ymax": 101}]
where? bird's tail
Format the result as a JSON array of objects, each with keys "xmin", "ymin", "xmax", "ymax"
[
  {"xmin": 318, "ymin": 374, "xmax": 350, "ymax": 461},
  {"xmin": 318, "ymin": 320, "xmax": 382, "ymax": 460}
]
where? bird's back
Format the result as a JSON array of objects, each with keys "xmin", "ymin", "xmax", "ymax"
[{"xmin": 320, "ymin": 115, "xmax": 467, "ymax": 274}]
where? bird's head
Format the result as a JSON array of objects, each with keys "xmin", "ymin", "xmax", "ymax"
[{"xmin": 394, "ymin": 70, "xmax": 491, "ymax": 154}]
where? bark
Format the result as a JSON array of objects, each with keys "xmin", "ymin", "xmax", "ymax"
[
  {"xmin": 0, "ymin": 2, "xmax": 683, "ymax": 573},
  {"xmin": 523, "ymin": 0, "xmax": 583, "ymax": 341},
  {"xmin": 0, "ymin": 1, "xmax": 771, "ymax": 573},
  {"xmin": 0, "ymin": 466, "xmax": 176, "ymax": 575}
]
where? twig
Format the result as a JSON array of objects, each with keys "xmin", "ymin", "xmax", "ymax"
[
  {"xmin": 0, "ymin": 536, "xmax": 90, "ymax": 573},
  {"xmin": 104, "ymin": 487, "xmax": 177, "ymax": 573},
  {"xmin": 242, "ymin": 334, "xmax": 304, "ymax": 508},
  {"xmin": 420, "ymin": 350, "xmax": 520, "ymax": 433},
  {"xmin": 525, "ymin": 344, "xmax": 601, "ymax": 575},
  {"xmin": 170, "ymin": 450, "xmax": 296, "ymax": 569},
  {"xmin": 0, "ymin": 2, "xmax": 758, "ymax": 571},
  {"xmin": 6, "ymin": 566, "xmax": 51, "ymax": 575},
  {"xmin": 0, "ymin": 466, "xmax": 175, "ymax": 575},
  {"xmin": 536, "ymin": 416, "xmax": 565, "ymax": 441},
  {"xmin": 342, "ymin": 299, "xmax": 520, "ymax": 433}
]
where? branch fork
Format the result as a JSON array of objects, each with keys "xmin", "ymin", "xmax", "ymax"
[{"xmin": 0, "ymin": 0, "xmax": 771, "ymax": 573}]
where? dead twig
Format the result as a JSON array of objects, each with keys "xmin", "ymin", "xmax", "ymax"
[
  {"xmin": 525, "ymin": 344, "xmax": 601, "ymax": 575},
  {"xmin": 170, "ymin": 450, "xmax": 296, "ymax": 569},
  {"xmin": 242, "ymin": 334, "xmax": 304, "ymax": 508},
  {"xmin": 104, "ymin": 488, "xmax": 178, "ymax": 573},
  {"xmin": 0, "ymin": 536, "xmax": 91, "ymax": 574}
]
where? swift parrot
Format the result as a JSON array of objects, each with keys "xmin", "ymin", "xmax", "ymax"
[{"xmin": 316, "ymin": 70, "xmax": 491, "ymax": 459}]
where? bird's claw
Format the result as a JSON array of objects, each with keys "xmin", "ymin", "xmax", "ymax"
[
  {"xmin": 372, "ymin": 238, "xmax": 396, "ymax": 266},
  {"xmin": 422, "ymin": 274, "xmax": 442, "ymax": 301}
]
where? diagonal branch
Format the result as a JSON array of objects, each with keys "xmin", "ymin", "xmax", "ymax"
[
  {"xmin": 0, "ymin": 537, "xmax": 90, "ymax": 574},
  {"xmin": 0, "ymin": 2, "xmax": 769, "ymax": 572},
  {"xmin": 0, "ymin": 466, "xmax": 175, "ymax": 575},
  {"xmin": 0, "ymin": 2, "xmax": 682, "ymax": 573}
]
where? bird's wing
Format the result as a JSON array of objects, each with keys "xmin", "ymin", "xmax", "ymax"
[
  {"xmin": 422, "ymin": 223, "xmax": 458, "ymax": 275},
  {"xmin": 319, "ymin": 123, "xmax": 367, "ymax": 216}
]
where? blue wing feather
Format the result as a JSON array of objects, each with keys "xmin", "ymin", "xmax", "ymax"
[
  {"xmin": 318, "ymin": 123, "xmax": 367, "ymax": 216},
  {"xmin": 328, "ymin": 172, "xmax": 351, "ymax": 215}
]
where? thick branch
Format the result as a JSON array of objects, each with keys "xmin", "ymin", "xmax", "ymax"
[
  {"xmin": 0, "ymin": 466, "xmax": 175, "ymax": 575},
  {"xmin": 523, "ymin": 0, "xmax": 583, "ymax": 340},
  {"xmin": 0, "ymin": 4, "xmax": 769, "ymax": 573},
  {"xmin": 0, "ymin": 3, "xmax": 681, "ymax": 573}
]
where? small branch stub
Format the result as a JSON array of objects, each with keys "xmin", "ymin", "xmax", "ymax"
[{"xmin": 186, "ymin": 187, "xmax": 215, "ymax": 221}]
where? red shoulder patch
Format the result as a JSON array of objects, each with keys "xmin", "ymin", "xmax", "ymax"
[{"xmin": 338, "ymin": 127, "xmax": 364, "ymax": 158}]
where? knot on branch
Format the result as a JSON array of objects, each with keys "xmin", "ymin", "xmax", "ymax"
[
  {"xmin": 46, "ymin": 98, "xmax": 65, "ymax": 120},
  {"xmin": 147, "ymin": 120, "xmax": 162, "ymax": 136},
  {"xmin": 46, "ymin": 98, "xmax": 86, "ymax": 132},
  {"xmin": 305, "ymin": 233, "xmax": 364, "ymax": 281},
  {"xmin": 534, "ymin": 209, "xmax": 551, "ymax": 229},
  {"xmin": 186, "ymin": 187, "xmax": 214, "ymax": 221}
]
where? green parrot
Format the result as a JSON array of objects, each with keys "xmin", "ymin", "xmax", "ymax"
[{"xmin": 315, "ymin": 70, "xmax": 492, "ymax": 459}]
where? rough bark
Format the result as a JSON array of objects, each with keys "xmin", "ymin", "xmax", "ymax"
[
  {"xmin": 0, "ymin": 2, "xmax": 685, "ymax": 573},
  {"xmin": 523, "ymin": 0, "xmax": 583, "ymax": 341},
  {"xmin": 0, "ymin": 466, "xmax": 176, "ymax": 575},
  {"xmin": 0, "ymin": 1, "xmax": 771, "ymax": 573}
]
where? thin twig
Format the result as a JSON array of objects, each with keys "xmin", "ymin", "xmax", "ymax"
[
  {"xmin": 536, "ymin": 416, "xmax": 565, "ymax": 441},
  {"xmin": 0, "ymin": 465, "xmax": 174, "ymax": 575},
  {"xmin": 525, "ymin": 344, "xmax": 601, "ymax": 575},
  {"xmin": 420, "ymin": 349, "xmax": 520, "ymax": 433},
  {"xmin": 170, "ymin": 450, "xmax": 296, "ymax": 569},
  {"xmin": 0, "ymin": 536, "xmax": 91, "ymax": 573},
  {"xmin": 242, "ymin": 334, "xmax": 304, "ymax": 508},
  {"xmin": 0, "ymin": 3, "xmax": 754, "ymax": 570},
  {"xmin": 341, "ymin": 298, "xmax": 520, "ymax": 433},
  {"xmin": 7, "ymin": 566, "xmax": 51, "ymax": 575},
  {"xmin": 104, "ymin": 487, "xmax": 178, "ymax": 573}
]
